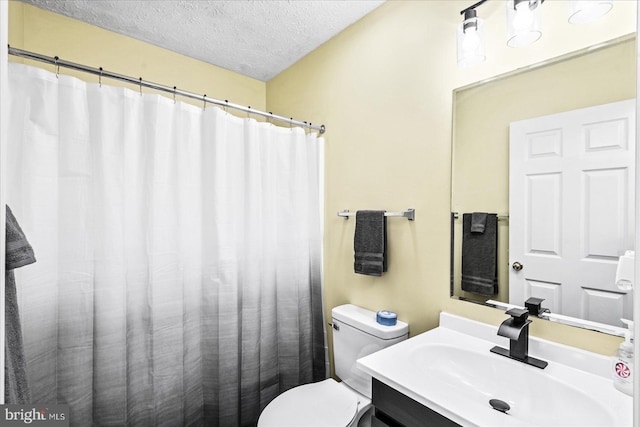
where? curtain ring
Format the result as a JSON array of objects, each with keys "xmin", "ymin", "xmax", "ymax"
[
  {"xmin": 173, "ymin": 86, "xmax": 177, "ymax": 104},
  {"xmin": 139, "ymin": 77, "xmax": 143, "ymax": 96},
  {"xmin": 247, "ymin": 106, "xmax": 251, "ymax": 119},
  {"xmin": 54, "ymin": 56, "xmax": 59, "ymax": 78},
  {"xmin": 99, "ymin": 67, "xmax": 103, "ymax": 87},
  {"xmin": 203, "ymin": 95, "xmax": 207, "ymax": 110},
  {"xmin": 224, "ymin": 100, "xmax": 228, "ymax": 115}
]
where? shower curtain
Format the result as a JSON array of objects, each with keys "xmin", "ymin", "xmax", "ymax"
[{"xmin": 6, "ymin": 62, "xmax": 325, "ymax": 426}]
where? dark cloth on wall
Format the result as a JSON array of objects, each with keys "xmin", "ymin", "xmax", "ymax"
[
  {"xmin": 354, "ymin": 210, "xmax": 387, "ymax": 276},
  {"xmin": 461, "ymin": 212, "xmax": 498, "ymax": 296},
  {"xmin": 5, "ymin": 205, "xmax": 36, "ymax": 404}
]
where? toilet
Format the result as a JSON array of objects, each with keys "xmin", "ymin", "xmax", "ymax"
[{"xmin": 258, "ymin": 304, "xmax": 409, "ymax": 427}]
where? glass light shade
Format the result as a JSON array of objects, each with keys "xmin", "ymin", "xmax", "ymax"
[
  {"xmin": 457, "ymin": 15, "xmax": 486, "ymax": 68},
  {"xmin": 567, "ymin": 0, "xmax": 613, "ymax": 24},
  {"xmin": 506, "ymin": 0, "xmax": 542, "ymax": 48}
]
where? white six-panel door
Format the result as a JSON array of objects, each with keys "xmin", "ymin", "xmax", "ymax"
[{"xmin": 509, "ymin": 99, "xmax": 635, "ymax": 326}]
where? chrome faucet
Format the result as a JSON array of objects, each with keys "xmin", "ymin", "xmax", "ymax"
[{"xmin": 490, "ymin": 308, "xmax": 548, "ymax": 369}]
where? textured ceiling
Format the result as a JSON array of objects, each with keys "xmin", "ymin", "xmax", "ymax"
[{"xmin": 17, "ymin": 0, "xmax": 385, "ymax": 81}]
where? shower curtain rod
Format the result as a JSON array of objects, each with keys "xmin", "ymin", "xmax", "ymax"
[{"xmin": 8, "ymin": 46, "xmax": 326, "ymax": 134}]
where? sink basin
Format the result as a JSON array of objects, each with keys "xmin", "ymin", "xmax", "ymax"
[
  {"xmin": 409, "ymin": 343, "xmax": 615, "ymax": 426},
  {"xmin": 357, "ymin": 313, "xmax": 633, "ymax": 427}
]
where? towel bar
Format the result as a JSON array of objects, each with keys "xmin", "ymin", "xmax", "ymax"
[
  {"xmin": 337, "ymin": 208, "xmax": 415, "ymax": 221},
  {"xmin": 452, "ymin": 212, "xmax": 508, "ymax": 220}
]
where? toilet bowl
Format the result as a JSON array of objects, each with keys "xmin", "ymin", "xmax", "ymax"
[
  {"xmin": 257, "ymin": 304, "xmax": 409, "ymax": 427},
  {"xmin": 257, "ymin": 378, "xmax": 370, "ymax": 427}
]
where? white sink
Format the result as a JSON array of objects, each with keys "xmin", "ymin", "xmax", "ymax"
[{"xmin": 357, "ymin": 312, "xmax": 633, "ymax": 427}]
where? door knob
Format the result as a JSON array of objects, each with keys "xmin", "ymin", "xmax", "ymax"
[{"xmin": 512, "ymin": 261, "xmax": 523, "ymax": 271}]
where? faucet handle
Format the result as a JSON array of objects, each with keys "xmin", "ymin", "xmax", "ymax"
[
  {"xmin": 525, "ymin": 297, "xmax": 545, "ymax": 316},
  {"xmin": 505, "ymin": 307, "xmax": 529, "ymax": 324}
]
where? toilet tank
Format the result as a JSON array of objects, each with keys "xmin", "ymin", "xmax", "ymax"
[{"xmin": 331, "ymin": 304, "xmax": 409, "ymax": 399}]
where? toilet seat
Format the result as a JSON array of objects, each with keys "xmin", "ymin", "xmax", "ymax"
[{"xmin": 258, "ymin": 378, "xmax": 365, "ymax": 427}]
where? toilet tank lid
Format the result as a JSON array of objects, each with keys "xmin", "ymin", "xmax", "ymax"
[{"xmin": 332, "ymin": 304, "xmax": 409, "ymax": 339}]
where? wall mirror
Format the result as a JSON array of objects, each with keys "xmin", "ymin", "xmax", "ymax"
[{"xmin": 451, "ymin": 34, "xmax": 636, "ymax": 333}]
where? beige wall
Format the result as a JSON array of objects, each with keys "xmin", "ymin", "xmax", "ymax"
[
  {"xmin": 452, "ymin": 38, "xmax": 636, "ymax": 303},
  {"xmin": 8, "ymin": 2, "xmax": 266, "ymax": 111},
  {"xmin": 267, "ymin": 0, "xmax": 637, "ymax": 371},
  {"xmin": 7, "ymin": 0, "xmax": 637, "ymax": 372}
]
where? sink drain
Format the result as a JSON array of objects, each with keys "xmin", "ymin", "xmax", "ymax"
[{"xmin": 489, "ymin": 399, "xmax": 510, "ymax": 414}]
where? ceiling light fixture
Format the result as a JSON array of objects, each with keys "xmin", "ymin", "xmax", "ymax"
[
  {"xmin": 457, "ymin": 7, "xmax": 486, "ymax": 68},
  {"xmin": 457, "ymin": 0, "xmax": 612, "ymax": 68},
  {"xmin": 506, "ymin": 0, "xmax": 543, "ymax": 48},
  {"xmin": 567, "ymin": 1, "xmax": 613, "ymax": 24}
]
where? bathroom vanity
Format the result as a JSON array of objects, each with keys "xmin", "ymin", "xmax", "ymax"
[
  {"xmin": 370, "ymin": 378, "xmax": 459, "ymax": 426},
  {"xmin": 358, "ymin": 312, "xmax": 633, "ymax": 427}
]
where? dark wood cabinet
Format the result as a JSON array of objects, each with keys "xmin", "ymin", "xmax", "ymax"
[
  {"xmin": 371, "ymin": 378, "xmax": 461, "ymax": 427},
  {"xmin": 371, "ymin": 413, "xmax": 393, "ymax": 427}
]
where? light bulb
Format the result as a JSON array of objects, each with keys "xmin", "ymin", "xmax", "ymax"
[
  {"xmin": 462, "ymin": 29, "xmax": 480, "ymax": 53},
  {"xmin": 506, "ymin": 0, "xmax": 541, "ymax": 48},
  {"xmin": 513, "ymin": 2, "xmax": 534, "ymax": 31},
  {"xmin": 457, "ymin": 9, "xmax": 485, "ymax": 67}
]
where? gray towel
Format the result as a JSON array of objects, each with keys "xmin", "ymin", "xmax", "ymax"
[
  {"xmin": 354, "ymin": 210, "xmax": 387, "ymax": 276},
  {"xmin": 5, "ymin": 205, "xmax": 35, "ymax": 404},
  {"xmin": 461, "ymin": 213, "xmax": 498, "ymax": 296},
  {"xmin": 470, "ymin": 212, "xmax": 487, "ymax": 234}
]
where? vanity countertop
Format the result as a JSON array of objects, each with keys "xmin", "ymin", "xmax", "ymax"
[{"xmin": 357, "ymin": 312, "xmax": 633, "ymax": 427}]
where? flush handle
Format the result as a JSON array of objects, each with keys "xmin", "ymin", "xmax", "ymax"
[{"xmin": 512, "ymin": 261, "xmax": 523, "ymax": 271}]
